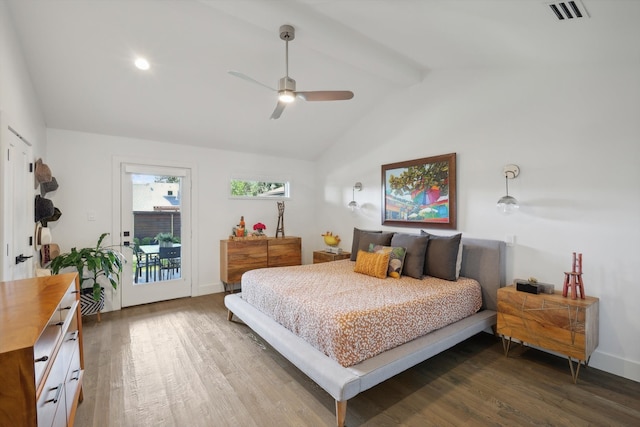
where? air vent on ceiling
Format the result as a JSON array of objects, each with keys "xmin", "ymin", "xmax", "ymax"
[{"xmin": 547, "ymin": 1, "xmax": 589, "ymax": 20}]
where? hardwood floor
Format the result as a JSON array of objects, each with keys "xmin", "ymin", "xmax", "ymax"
[{"xmin": 75, "ymin": 293, "xmax": 640, "ymax": 427}]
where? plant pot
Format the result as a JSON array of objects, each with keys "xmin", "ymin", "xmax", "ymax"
[{"xmin": 80, "ymin": 287, "xmax": 105, "ymax": 316}]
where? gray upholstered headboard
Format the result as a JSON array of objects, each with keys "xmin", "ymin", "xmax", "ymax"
[{"xmin": 459, "ymin": 238, "xmax": 506, "ymax": 311}]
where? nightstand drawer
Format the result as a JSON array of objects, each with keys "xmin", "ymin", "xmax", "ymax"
[{"xmin": 313, "ymin": 251, "xmax": 351, "ymax": 264}]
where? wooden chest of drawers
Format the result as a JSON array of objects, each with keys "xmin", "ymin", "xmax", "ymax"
[
  {"xmin": 220, "ymin": 237, "xmax": 301, "ymax": 291},
  {"xmin": 497, "ymin": 285, "xmax": 599, "ymax": 381},
  {"xmin": 0, "ymin": 273, "xmax": 84, "ymax": 426}
]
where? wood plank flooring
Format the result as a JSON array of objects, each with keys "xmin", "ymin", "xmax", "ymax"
[{"xmin": 75, "ymin": 293, "xmax": 640, "ymax": 427}]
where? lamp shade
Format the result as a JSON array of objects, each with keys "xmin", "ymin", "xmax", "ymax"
[
  {"xmin": 497, "ymin": 164, "xmax": 520, "ymax": 215},
  {"xmin": 348, "ymin": 182, "xmax": 362, "ymax": 211},
  {"xmin": 497, "ymin": 195, "xmax": 519, "ymax": 214}
]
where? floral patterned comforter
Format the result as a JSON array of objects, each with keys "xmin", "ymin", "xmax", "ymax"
[{"xmin": 241, "ymin": 259, "xmax": 482, "ymax": 367}]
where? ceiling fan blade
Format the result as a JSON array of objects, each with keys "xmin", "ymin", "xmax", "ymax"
[
  {"xmin": 296, "ymin": 91, "xmax": 354, "ymax": 102},
  {"xmin": 228, "ymin": 71, "xmax": 275, "ymax": 92},
  {"xmin": 270, "ymin": 101, "xmax": 287, "ymax": 120}
]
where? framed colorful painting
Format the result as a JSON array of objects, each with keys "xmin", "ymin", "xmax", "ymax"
[{"xmin": 381, "ymin": 153, "xmax": 456, "ymax": 229}]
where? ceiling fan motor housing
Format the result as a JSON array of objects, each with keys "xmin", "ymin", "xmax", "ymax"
[{"xmin": 278, "ymin": 76, "xmax": 296, "ymax": 92}]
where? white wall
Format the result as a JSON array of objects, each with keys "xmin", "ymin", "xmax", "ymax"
[
  {"xmin": 46, "ymin": 129, "xmax": 317, "ymax": 306},
  {"xmin": 0, "ymin": 3, "xmax": 46, "ymax": 278},
  {"xmin": 0, "ymin": 2, "xmax": 45, "ymax": 153},
  {"xmin": 315, "ymin": 64, "xmax": 640, "ymax": 382}
]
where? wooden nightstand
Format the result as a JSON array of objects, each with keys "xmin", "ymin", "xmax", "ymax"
[
  {"xmin": 497, "ymin": 285, "xmax": 599, "ymax": 382},
  {"xmin": 313, "ymin": 250, "xmax": 351, "ymax": 264}
]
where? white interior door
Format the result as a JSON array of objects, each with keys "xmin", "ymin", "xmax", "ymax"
[
  {"xmin": 120, "ymin": 163, "xmax": 192, "ymax": 307},
  {"xmin": 0, "ymin": 115, "xmax": 34, "ymax": 281}
]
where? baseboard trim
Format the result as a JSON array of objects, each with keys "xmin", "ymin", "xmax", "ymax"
[
  {"xmin": 590, "ymin": 350, "xmax": 640, "ymax": 383},
  {"xmin": 196, "ymin": 282, "xmax": 224, "ymax": 296}
]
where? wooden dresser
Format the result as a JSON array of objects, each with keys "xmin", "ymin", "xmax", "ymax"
[
  {"xmin": 0, "ymin": 273, "xmax": 84, "ymax": 426},
  {"xmin": 220, "ymin": 236, "xmax": 302, "ymax": 292},
  {"xmin": 497, "ymin": 285, "xmax": 599, "ymax": 382}
]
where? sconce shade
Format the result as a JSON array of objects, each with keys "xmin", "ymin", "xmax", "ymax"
[
  {"xmin": 348, "ymin": 182, "xmax": 362, "ymax": 211},
  {"xmin": 497, "ymin": 165, "xmax": 519, "ymax": 215},
  {"xmin": 497, "ymin": 195, "xmax": 519, "ymax": 214}
]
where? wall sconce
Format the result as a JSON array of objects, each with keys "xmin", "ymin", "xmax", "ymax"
[
  {"xmin": 348, "ymin": 182, "xmax": 362, "ymax": 211},
  {"xmin": 497, "ymin": 165, "xmax": 520, "ymax": 214}
]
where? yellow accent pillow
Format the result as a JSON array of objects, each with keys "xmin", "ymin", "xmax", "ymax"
[{"xmin": 354, "ymin": 250, "xmax": 390, "ymax": 279}]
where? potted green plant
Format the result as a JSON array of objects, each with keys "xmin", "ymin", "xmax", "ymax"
[
  {"xmin": 50, "ymin": 233, "xmax": 124, "ymax": 314},
  {"xmin": 154, "ymin": 232, "xmax": 178, "ymax": 247}
]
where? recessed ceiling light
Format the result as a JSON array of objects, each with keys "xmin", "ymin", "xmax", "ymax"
[{"xmin": 134, "ymin": 57, "xmax": 150, "ymax": 70}]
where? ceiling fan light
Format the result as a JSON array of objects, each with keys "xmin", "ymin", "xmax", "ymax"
[
  {"xmin": 279, "ymin": 90, "xmax": 295, "ymax": 103},
  {"xmin": 134, "ymin": 57, "xmax": 150, "ymax": 70}
]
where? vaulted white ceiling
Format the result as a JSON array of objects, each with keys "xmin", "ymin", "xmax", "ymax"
[{"xmin": 6, "ymin": 0, "xmax": 639, "ymax": 160}]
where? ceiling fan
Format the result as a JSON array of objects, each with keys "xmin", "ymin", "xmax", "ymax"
[{"xmin": 229, "ymin": 25, "xmax": 354, "ymax": 119}]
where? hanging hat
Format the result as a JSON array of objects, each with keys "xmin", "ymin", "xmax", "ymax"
[
  {"xmin": 40, "ymin": 177, "xmax": 59, "ymax": 196},
  {"xmin": 34, "ymin": 159, "xmax": 52, "ymax": 188},
  {"xmin": 41, "ymin": 207, "xmax": 62, "ymax": 227},
  {"xmin": 40, "ymin": 243, "xmax": 60, "ymax": 267},
  {"xmin": 34, "ymin": 223, "xmax": 53, "ymax": 250},
  {"xmin": 35, "ymin": 196, "xmax": 54, "ymax": 223}
]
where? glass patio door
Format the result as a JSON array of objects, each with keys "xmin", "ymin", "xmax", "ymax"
[{"xmin": 120, "ymin": 163, "xmax": 191, "ymax": 307}]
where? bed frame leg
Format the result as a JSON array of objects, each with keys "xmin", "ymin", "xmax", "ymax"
[
  {"xmin": 227, "ymin": 310, "xmax": 234, "ymax": 321},
  {"xmin": 335, "ymin": 400, "xmax": 347, "ymax": 427}
]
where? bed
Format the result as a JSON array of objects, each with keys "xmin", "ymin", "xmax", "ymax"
[{"xmin": 224, "ymin": 236, "xmax": 505, "ymax": 426}]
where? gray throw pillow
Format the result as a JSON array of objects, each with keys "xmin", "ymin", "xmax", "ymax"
[
  {"xmin": 421, "ymin": 231, "xmax": 462, "ymax": 281},
  {"xmin": 391, "ymin": 233, "xmax": 429, "ymax": 279},
  {"xmin": 350, "ymin": 228, "xmax": 382, "ymax": 261}
]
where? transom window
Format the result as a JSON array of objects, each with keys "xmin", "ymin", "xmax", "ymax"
[{"xmin": 230, "ymin": 178, "xmax": 290, "ymax": 199}]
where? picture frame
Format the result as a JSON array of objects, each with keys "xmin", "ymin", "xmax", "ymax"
[{"xmin": 381, "ymin": 153, "xmax": 456, "ymax": 229}]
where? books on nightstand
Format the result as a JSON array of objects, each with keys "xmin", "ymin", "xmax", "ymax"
[{"xmin": 515, "ymin": 279, "xmax": 555, "ymax": 294}]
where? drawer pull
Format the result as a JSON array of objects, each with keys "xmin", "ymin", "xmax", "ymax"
[
  {"xmin": 45, "ymin": 383, "xmax": 63, "ymax": 404},
  {"xmin": 71, "ymin": 290, "xmax": 80, "ymax": 294},
  {"xmin": 71, "ymin": 370, "xmax": 81, "ymax": 381},
  {"xmin": 60, "ymin": 306, "xmax": 72, "ymax": 311},
  {"xmin": 55, "ymin": 321, "xmax": 64, "ymax": 326},
  {"xmin": 67, "ymin": 331, "xmax": 79, "ymax": 341},
  {"xmin": 35, "ymin": 355, "xmax": 49, "ymax": 363}
]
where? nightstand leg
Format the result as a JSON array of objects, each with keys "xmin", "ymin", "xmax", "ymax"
[
  {"xmin": 501, "ymin": 336, "xmax": 512, "ymax": 356},
  {"xmin": 568, "ymin": 357, "xmax": 582, "ymax": 383}
]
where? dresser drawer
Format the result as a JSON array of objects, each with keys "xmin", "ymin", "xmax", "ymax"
[
  {"xmin": 267, "ymin": 238, "xmax": 301, "ymax": 267},
  {"xmin": 64, "ymin": 346, "xmax": 82, "ymax": 421},
  {"xmin": 37, "ymin": 348, "xmax": 66, "ymax": 427},
  {"xmin": 59, "ymin": 282, "xmax": 78, "ymax": 326},
  {"xmin": 59, "ymin": 309, "xmax": 80, "ymax": 375},
  {"xmin": 33, "ymin": 324, "xmax": 63, "ymax": 388}
]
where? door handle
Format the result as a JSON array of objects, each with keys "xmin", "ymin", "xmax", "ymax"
[{"xmin": 15, "ymin": 254, "xmax": 33, "ymax": 264}]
